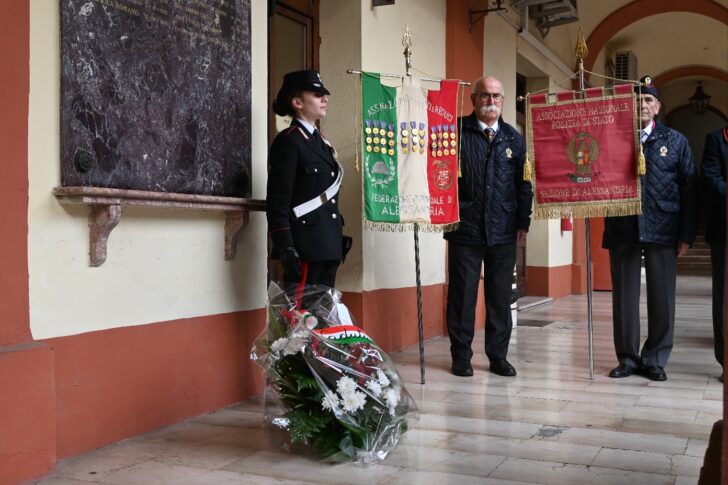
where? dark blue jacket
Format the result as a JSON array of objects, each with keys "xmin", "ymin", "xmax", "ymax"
[
  {"xmin": 603, "ymin": 122, "xmax": 697, "ymax": 248},
  {"xmin": 266, "ymin": 119, "xmax": 343, "ymax": 262},
  {"xmin": 702, "ymin": 127, "xmax": 727, "ymax": 244},
  {"xmin": 444, "ymin": 113, "xmax": 533, "ymax": 246}
]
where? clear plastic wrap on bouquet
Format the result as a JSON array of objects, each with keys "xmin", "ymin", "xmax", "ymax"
[{"xmin": 251, "ymin": 282, "xmax": 419, "ymax": 463}]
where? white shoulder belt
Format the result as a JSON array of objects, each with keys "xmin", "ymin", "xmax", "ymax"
[{"xmin": 292, "ymin": 161, "xmax": 344, "ymax": 219}]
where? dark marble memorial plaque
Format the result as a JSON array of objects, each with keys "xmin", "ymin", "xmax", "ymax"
[{"xmin": 61, "ymin": 0, "xmax": 251, "ymax": 197}]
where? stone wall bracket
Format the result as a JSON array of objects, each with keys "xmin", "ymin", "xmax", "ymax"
[{"xmin": 53, "ymin": 186, "xmax": 266, "ymax": 267}]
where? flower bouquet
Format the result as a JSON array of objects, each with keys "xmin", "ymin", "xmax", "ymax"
[{"xmin": 251, "ymin": 283, "xmax": 418, "ymax": 463}]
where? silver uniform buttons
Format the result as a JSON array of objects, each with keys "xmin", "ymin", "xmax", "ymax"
[
  {"xmin": 331, "ymin": 198, "xmax": 336, "ymax": 204},
  {"xmin": 331, "ymin": 171, "xmax": 335, "ymax": 176},
  {"xmin": 314, "ymin": 168, "xmax": 318, "ymax": 173},
  {"xmin": 332, "ymin": 214, "xmax": 337, "ymax": 219}
]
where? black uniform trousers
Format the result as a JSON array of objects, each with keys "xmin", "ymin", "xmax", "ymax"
[
  {"xmin": 446, "ymin": 241, "xmax": 516, "ymax": 364},
  {"xmin": 710, "ymin": 241, "xmax": 725, "ymax": 367},
  {"xmin": 609, "ymin": 242, "xmax": 677, "ymax": 369},
  {"xmin": 283, "ymin": 260, "xmax": 339, "ymax": 290}
]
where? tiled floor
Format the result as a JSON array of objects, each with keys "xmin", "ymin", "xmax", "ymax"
[{"xmin": 34, "ymin": 275, "xmax": 722, "ymax": 484}]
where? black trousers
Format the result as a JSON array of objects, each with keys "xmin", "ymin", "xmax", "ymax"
[
  {"xmin": 283, "ymin": 260, "xmax": 338, "ymax": 290},
  {"xmin": 609, "ymin": 242, "xmax": 676, "ymax": 369},
  {"xmin": 446, "ymin": 241, "xmax": 516, "ymax": 363},
  {"xmin": 710, "ymin": 241, "xmax": 725, "ymax": 367}
]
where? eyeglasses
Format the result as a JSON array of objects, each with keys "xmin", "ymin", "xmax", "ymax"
[{"xmin": 477, "ymin": 92, "xmax": 504, "ymax": 101}]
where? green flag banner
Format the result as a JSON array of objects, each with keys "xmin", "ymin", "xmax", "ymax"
[{"xmin": 360, "ymin": 73, "xmax": 460, "ymax": 231}]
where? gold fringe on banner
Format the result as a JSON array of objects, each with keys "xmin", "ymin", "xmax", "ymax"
[
  {"xmin": 420, "ymin": 222, "xmax": 460, "ymax": 233},
  {"xmin": 533, "ymin": 200, "xmax": 641, "ymax": 220},
  {"xmin": 363, "ymin": 220, "xmax": 460, "ymax": 233},
  {"xmin": 364, "ymin": 221, "xmax": 414, "ymax": 232}
]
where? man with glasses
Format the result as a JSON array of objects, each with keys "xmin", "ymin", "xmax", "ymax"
[{"xmin": 444, "ymin": 76, "xmax": 533, "ymax": 377}]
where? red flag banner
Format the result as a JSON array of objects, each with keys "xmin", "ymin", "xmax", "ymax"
[
  {"xmin": 526, "ymin": 84, "xmax": 641, "ymax": 219},
  {"xmin": 426, "ymin": 79, "xmax": 460, "ymax": 226}
]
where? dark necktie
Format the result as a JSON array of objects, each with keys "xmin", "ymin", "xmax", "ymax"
[
  {"xmin": 485, "ymin": 128, "xmax": 495, "ymax": 142},
  {"xmin": 312, "ymin": 130, "xmax": 326, "ymax": 151}
]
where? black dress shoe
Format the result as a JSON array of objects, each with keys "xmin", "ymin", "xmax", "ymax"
[
  {"xmin": 608, "ymin": 363, "xmax": 634, "ymax": 378},
  {"xmin": 451, "ymin": 361, "xmax": 473, "ymax": 377},
  {"xmin": 640, "ymin": 365, "xmax": 667, "ymax": 381},
  {"xmin": 489, "ymin": 358, "xmax": 516, "ymax": 377}
]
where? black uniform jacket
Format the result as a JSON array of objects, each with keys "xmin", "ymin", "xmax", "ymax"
[
  {"xmin": 702, "ymin": 128, "xmax": 727, "ymax": 244},
  {"xmin": 266, "ymin": 119, "xmax": 343, "ymax": 262}
]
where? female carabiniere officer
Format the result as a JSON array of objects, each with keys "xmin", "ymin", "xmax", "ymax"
[{"xmin": 266, "ymin": 70, "xmax": 344, "ymax": 287}]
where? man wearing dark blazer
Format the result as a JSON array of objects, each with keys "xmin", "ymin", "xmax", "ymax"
[
  {"xmin": 702, "ymin": 126, "xmax": 728, "ymax": 379},
  {"xmin": 603, "ymin": 77, "xmax": 697, "ymax": 381},
  {"xmin": 267, "ymin": 70, "xmax": 344, "ymax": 288},
  {"xmin": 444, "ymin": 76, "xmax": 533, "ymax": 378}
]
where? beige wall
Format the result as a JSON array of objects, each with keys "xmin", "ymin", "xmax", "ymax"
[
  {"xmin": 484, "ymin": 13, "xmax": 518, "ymax": 124},
  {"xmin": 484, "ymin": 10, "xmax": 577, "ymax": 268},
  {"xmin": 28, "ymin": 0, "xmax": 269, "ymax": 339},
  {"xmin": 320, "ymin": 0, "xmax": 448, "ymax": 292},
  {"xmin": 360, "ymin": 0, "xmax": 447, "ymax": 291},
  {"xmin": 319, "ymin": 0, "xmax": 363, "ymax": 292}
]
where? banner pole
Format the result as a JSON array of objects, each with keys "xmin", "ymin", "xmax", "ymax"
[
  {"xmin": 414, "ymin": 223, "xmax": 426, "ymax": 384},
  {"xmin": 575, "ymin": 28, "xmax": 595, "ymax": 381},
  {"xmin": 402, "ymin": 23, "xmax": 427, "ymax": 384}
]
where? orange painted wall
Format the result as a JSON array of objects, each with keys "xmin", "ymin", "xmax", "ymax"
[
  {"xmin": 46, "ymin": 310, "xmax": 266, "ymax": 459},
  {"xmin": 525, "ymin": 265, "xmax": 572, "ymax": 299},
  {"xmin": 343, "ymin": 284, "xmax": 448, "ymax": 353},
  {"xmin": 0, "ymin": 3, "xmax": 56, "ymax": 484},
  {"xmin": 0, "ymin": 344, "xmax": 56, "ymax": 484},
  {"xmin": 0, "ymin": 0, "xmax": 30, "ymax": 346},
  {"xmin": 589, "ymin": 218, "xmax": 612, "ymax": 291},
  {"xmin": 446, "ymin": 0, "xmax": 483, "ymax": 86},
  {"xmin": 571, "ymin": 219, "xmax": 587, "ymax": 294}
]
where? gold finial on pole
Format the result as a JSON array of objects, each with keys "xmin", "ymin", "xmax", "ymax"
[
  {"xmin": 574, "ymin": 26, "xmax": 588, "ymax": 61},
  {"xmin": 574, "ymin": 26, "xmax": 587, "ymax": 92},
  {"xmin": 402, "ymin": 23, "xmax": 413, "ymax": 76}
]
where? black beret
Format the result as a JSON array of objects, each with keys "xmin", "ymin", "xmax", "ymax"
[{"xmin": 634, "ymin": 75, "xmax": 659, "ymax": 100}]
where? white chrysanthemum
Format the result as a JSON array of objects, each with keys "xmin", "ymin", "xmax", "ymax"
[
  {"xmin": 290, "ymin": 330, "xmax": 308, "ymax": 339},
  {"xmin": 321, "ymin": 390, "xmax": 340, "ymax": 412},
  {"xmin": 270, "ymin": 338, "xmax": 288, "ymax": 354},
  {"xmin": 377, "ymin": 369, "xmax": 390, "ymax": 387},
  {"xmin": 283, "ymin": 338, "xmax": 304, "ymax": 356},
  {"xmin": 271, "ymin": 417, "xmax": 290, "ymax": 428},
  {"xmin": 384, "ymin": 387, "xmax": 400, "ymax": 408},
  {"xmin": 336, "ymin": 376, "xmax": 357, "ymax": 395},
  {"xmin": 341, "ymin": 390, "xmax": 367, "ymax": 413},
  {"xmin": 365, "ymin": 379, "xmax": 383, "ymax": 397}
]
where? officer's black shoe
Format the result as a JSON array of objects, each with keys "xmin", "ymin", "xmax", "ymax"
[
  {"xmin": 451, "ymin": 361, "xmax": 473, "ymax": 377},
  {"xmin": 608, "ymin": 363, "xmax": 635, "ymax": 378},
  {"xmin": 489, "ymin": 358, "xmax": 516, "ymax": 377},
  {"xmin": 640, "ymin": 365, "xmax": 667, "ymax": 381}
]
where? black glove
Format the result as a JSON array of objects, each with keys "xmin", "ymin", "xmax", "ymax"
[{"xmin": 280, "ymin": 246, "xmax": 301, "ymax": 282}]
